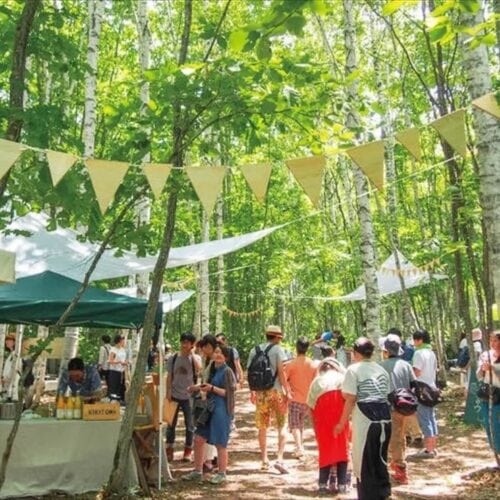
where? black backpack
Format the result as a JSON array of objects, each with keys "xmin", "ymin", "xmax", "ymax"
[
  {"xmin": 456, "ymin": 346, "xmax": 470, "ymax": 368},
  {"xmin": 247, "ymin": 344, "xmax": 276, "ymax": 391}
]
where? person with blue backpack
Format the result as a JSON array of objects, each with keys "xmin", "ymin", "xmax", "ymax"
[{"xmin": 247, "ymin": 325, "xmax": 291, "ymax": 474}]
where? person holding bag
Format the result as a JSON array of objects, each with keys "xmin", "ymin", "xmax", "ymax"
[
  {"xmin": 476, "ymin": 330, "xmax": 500, "ymax": 454},
  {"xmin": 183, "ymin": 345, "xmax": 236, "ymax": 485}
]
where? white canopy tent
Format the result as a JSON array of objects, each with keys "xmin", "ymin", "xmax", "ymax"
[
  {"xmin": 110, "ymin": 287, "xmax": 194, "ymax": 313},
  {"xmin": 332, "ymin": 251, "xmax": 447, "ymax": 301},
  {"xmin": 0, "ymin": 212, "xmax": 282, "ymax": 281}
]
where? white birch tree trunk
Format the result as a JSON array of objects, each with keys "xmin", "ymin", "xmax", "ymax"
[
  {"xmin": 199, "ymin": 210, "xmax": 210, "ymax": 335},
  {"xmin": 343, "ymin": 0, "xmax": 380, "ymax": 343},
  {"xmin": 60, "ymin": 0, "xmax": 104, "ymax": 375},
  {"xmin": 461, "ymin": 5, "xmax": 500, "ymax": 316},
  {"xmin": 31, "ymin": 325, "xmax": 49, "ymax": 406},
  {"xmin": 215, "ymin": 196, "xmax": 224, "ymax": 334}
]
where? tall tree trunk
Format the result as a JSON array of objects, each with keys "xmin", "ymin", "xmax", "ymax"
[
  {"xmin": 199, "ymin": 209, "xmax": 210, "ymax": 334},
  {"xmin": 59, "ymin": 0, "xmax": 104, "ymax": 366},
  {"xmin": 105, "ymin": 0, "xmax": 193, "ymax": 493},
  {"xmin": 343, "ymin": 0, "xmax": 380, "ymax": 343},
  {"xmin": 215, "ymin": 196, "xmax": 225, "ymax": 333},
  {"xmin": 0, "ymin": 0, "xmax": 41, "ymax": 199},
  {"xmin": 461, "ymin": 4, "xmax": 500, "ymax": 327}
]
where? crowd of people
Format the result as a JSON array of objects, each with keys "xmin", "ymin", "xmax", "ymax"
[{"xmin": 164, "ymin": 325, "xmax": 500, "ymax": 498}]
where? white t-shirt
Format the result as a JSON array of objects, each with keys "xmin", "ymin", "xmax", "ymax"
[
  {"xmin": 412, "ymin": 347, "xmax": 437, "ymax": 388},
  {"xmin": 109, "ymin": 346, "xmax": 127, "ymax": 372}
]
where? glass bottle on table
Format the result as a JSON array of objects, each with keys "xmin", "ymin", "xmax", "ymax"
[
  {"xmin": 73, "ymin": 392, "xmax": 82, "ymax": 419},
  {"xmin": 56, "ymin": 392, "xmax": 65, "ymax": 419},
  {"xmin": 65, "ymin": 389, "xmax": 74, "ymax": 419}
]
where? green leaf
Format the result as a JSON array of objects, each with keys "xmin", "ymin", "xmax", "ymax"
[
  {"xmin": 147, "ymin": 99, "xmax": 158, "ymax": 111},
  {"xmin": 457, "ymin": 0, "xmax": 480, "ymax": 13},
  {"xmin": 285, "ymin": 15, "xmax": 307, "ymax": 36},
  {"xmin": 430, "ymin": 0, "xmax": 455, "ymax": 17},
  {"xmin": 310, "ymin": 0, "xmax": 328, "ymax": 15},
  {"xmin": 428, "ymin": 25, "xmax": 448, "ymax": 42},
  {"xmin": 256, "ymin": 38, "xmax": 272, "ymax": 60},
  {"xmin": 382, "ymin": 0, "xmax": 406, "ymax": 16},
  {"xmin": 229, "ymin": 30, "xmax": 248, "ymax": 52}
]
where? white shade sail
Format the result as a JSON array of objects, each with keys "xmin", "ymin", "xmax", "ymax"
[
  {"xmin": 331, "ymin": 251, "xmax": 447, "ymax": 301},
  {"xmin": 0, "ymin": 213, "xmax": 281, "ymax": 282},
  {"xmin": 110, "ymin": 287, "xmax": 194, "ymax": 313}
]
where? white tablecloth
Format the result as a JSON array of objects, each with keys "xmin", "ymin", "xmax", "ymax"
[{"xmin": 0, "ymin": 418, "xmax": 138, "ymax": 498}]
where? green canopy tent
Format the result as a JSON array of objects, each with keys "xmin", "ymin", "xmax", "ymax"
[{"xmin": 0, "ymin": 271, "xmax": 162, "ymax": 328}]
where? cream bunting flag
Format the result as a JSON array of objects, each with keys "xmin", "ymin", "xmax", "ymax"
[
  {"xmin": 239, "ymin": 163, "xmax": 272, "ymax": 203},
  {"xmin": 46, "ymin": 150, "xmax": 77, "ymax": 186},
  {"xmin": 142, "ymin": 163, "xmax": 172, "ymax": 198},
  {"xmin": 0, "ymin": 249, "xmax": 15, "ymax": 284},
  {"xmin": 346, "ymin": 141, "xmax": 385, "ymax": 191},
  {"xmin": 285, "ymin": 156, "xmax": 326, "ymax": 207},
  {"xmin": 430, "ymin": 109, "xmax": 467, "ymax": 157},
  {"xmin": 0, "ymin": 139, "xmax": 24, "ymax": 180},
  {"xmin": 185, "ymin": 165, "xmax": 227, "ymax": 214},
  {"xmin": 395, "ymin": 128, "xmax": 421, "ymax": 161},
  {"xmin": 471, "ymin": 93, "xmax": 500, "ymax": 120},
  {"xmin": 85, "ymin": 159, "xmax": 129, "ymax": 214}
]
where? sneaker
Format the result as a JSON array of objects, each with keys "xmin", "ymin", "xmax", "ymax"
[
  {"xmin": 273, "ymin": 461, "xmax": 289, "ymax": 474},
  {"xmin": 390, "ymin": 465, "xmax": 408, "ymax": 485},
  {"xmin": 166, "ymin": 447, "xmax": 174, "ymax": 462},
  {"xmin": 260, "ymin": 461, "xmax": 270, "ymax": 471},
  {"xmin": 337, "ymin": 484, "xmax": 350, "ymax": 493},
  {"xmin": 412, "ymin": 449, "xmax": 436, "ymax": 459},
  {"xmin": 182, "ymin": 470, "xmax": 203, "ymax": 482},
  {"xmin": 209, "ymin": 472, "xmax": 227, "ymax": 485},
  {"xmin": 182, "ymin": 447, "xmax": 193, "ymax": 462},
  {"xmin": 318, "ymin": 483, "xmax": 329, "ymax": 494}
]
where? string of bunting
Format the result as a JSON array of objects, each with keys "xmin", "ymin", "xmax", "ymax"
[
  {"xmin": 223, "ymin": 305, "xmax": 261, "ymax": 317},
  {"xmin": 0, "ymin": 93, "xmax": 497, "ymax": 215},
  {"xmin": 380, "ymin": 257, "xmax": 441, "ymax": 277}
]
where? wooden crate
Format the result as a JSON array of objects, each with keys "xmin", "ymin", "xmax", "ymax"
[{"xmin": 82, "ymin": 403, "xmax": 120, "ymax": 421}]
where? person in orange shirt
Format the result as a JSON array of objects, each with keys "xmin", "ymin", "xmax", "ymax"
[{"xmin": 284, "ymin": 337, "xmax": 319, "ymax": 458}]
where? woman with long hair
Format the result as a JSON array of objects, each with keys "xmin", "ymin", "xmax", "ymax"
[
  {"xmin": 183, "ymin": 344, "xmax": 236, "ymax": 485},
  {"xmin": 477, "ymin": 330, "xmax": 500, "ymax": 454},
  {"xmin": 307, "ymin": 357, "xmax": 350, "ymax": 494}
]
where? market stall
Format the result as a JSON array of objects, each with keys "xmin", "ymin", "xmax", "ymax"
[{"xmin": 0, "ymin": 419, "xmax": 137, "ymax": 498}]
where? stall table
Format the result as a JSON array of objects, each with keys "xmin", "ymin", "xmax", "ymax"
[{"xmin": 0, "ymin": 418, "xmax": 138, "ymax": 498}]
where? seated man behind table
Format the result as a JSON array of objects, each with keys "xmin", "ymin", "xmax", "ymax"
[{"xmin": 58, "ymin": 357, "xmax": 102, "ymax": 400}]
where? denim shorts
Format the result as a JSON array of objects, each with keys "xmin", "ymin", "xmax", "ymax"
[{"xmin": 416, "ymin": 403, "xmax": 438, "ymax": 437}]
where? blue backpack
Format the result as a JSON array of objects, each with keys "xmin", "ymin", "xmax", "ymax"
[{"xmin": 456, "ymin": 346, "xmax": 470, "ymax": 368}]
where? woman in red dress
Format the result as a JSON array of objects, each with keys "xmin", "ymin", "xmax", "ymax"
[{"xmin": 307, "ymin": 357, "xmax": 350, "ymax": 494}]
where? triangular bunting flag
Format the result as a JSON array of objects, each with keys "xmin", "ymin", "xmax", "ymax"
[
  {"xmin": 85, "ymin": 159, "xmax": 129, "ymax": 214},
  {"xmin": 346, "ymin": 141, "xmax": 385, "ymax": 191},
  {"xmin": 471, "ymin": 93, "xmax": 500, "ymax": 120},
  {"xmin": 185, "ymin": 165, "xmax": 227, "ymax": 214},
  {"xmin": 0, "ymin": 139, "xmax": 25, "ymax": 180},
  {"xmin": 142, "ymin": 163, "xmax": 172, "ymax": 198},
  {"xmin": 0, "ymin": 249, "xmax": 15, "ymax": 284},
  {"xmin": 46, "ymin": 150, "xmax": 78, "ymax": 186},
  {"xmin": 395, "ymin": 128, "xmax": 421, "ymax": 161},
  {"xmin": 430, "ymin": 109, "xmax": 467, "ymax": 157},
  {"xmin": 285, "ymin": 156, "xmax": 326, "ymax": 207},
  {"xmin": 239, "ymin": 163, "xmax": 272, "ymax": 203}
]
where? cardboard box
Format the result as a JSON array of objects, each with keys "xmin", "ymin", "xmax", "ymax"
[{"xmin": 82, "ymin": 403, "xmax": 120, "ymax": 421}]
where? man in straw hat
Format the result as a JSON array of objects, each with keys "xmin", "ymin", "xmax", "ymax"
[{"xmin": 247, "ymin": 325, "xmax": 291, "ymax": 474}]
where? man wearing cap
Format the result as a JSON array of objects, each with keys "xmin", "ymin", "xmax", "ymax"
[
  {"xmin": 380, "ymin": 334, "xmax": 416, "ymax": 485},
  {"xmin": 247, "ymin": 325, "xmax": 291, "ymax": 474}
]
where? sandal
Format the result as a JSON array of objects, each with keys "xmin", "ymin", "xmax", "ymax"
[
  {"xmin": 273, "ymin": 461, "xmax": 289, "ymax": 474},
  {"xmin": 260, "ymin": 461, "xmax": 270, "ymax": 471}
]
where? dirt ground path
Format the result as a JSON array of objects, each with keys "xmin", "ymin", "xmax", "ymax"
[{"xmin": 161, "ymin": 383, "xmax": 498, "ymax": 500}]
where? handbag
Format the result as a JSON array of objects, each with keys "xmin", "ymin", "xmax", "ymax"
[
  {"xmin": 476, "ymin": 382, "xmax": 500, "ymax": 405},
  {"xmin": 388, "ymin": 388, "xmax": 418, "ymax": 416},
  {"xmin": 193, "ymin": 397, "xmax": 215, "ymax": 427},
  {"xmin": 413, "ymin": 380, "xmax": 442, "ymax": 407}
]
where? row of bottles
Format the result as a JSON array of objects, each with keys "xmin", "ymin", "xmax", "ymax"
[{"xmin": 56, "ymin": 390, "xmax": 82, "ymax": 419}]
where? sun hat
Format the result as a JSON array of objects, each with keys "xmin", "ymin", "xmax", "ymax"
[
  {"xmin": 383, "ymin": 334, "xmax": 404, "ymax": 356},
  {"xmin": 265, "ymin": 325, "xmax": 283, "ymax": 338}
]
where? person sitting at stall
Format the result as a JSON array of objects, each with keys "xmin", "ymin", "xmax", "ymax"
[{"xmin": 58, "ymin": 357, "xmax": 102, "ymax": 400}]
